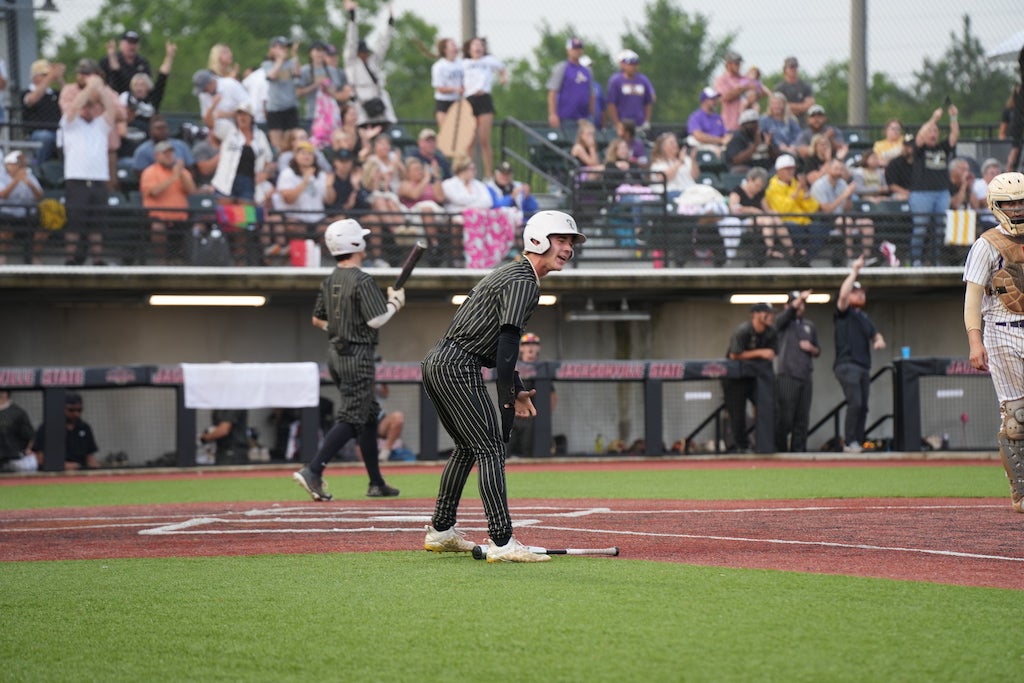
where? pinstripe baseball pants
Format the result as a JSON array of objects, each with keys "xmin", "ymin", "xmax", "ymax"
[{"xmin": 423, "ymin": 340, "xmax": 513, "ymax": 544}]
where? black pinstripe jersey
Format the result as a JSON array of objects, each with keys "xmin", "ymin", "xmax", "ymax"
[
  {"xmin": 313, "ymin": 266, "xmax": 389, "ymax": 347},
  {"xmin": 442, "ymin": 258, "xmax": 540, "ymax": 367}
]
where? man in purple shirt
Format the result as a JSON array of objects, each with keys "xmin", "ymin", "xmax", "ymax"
[
  {"xmin": 686, "ymin": 87, "xmax": 731, "ymax": 156},
  {"xmin": 605, "ymin": 49, "xmax": 655, "ymax": 129},
  {"xmin": 546, "ymin": 37, "xmax": 594, "ymax": 133}
]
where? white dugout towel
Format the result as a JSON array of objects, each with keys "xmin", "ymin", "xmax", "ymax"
[
  {"xmin": 182, "ymin": 362, "xmax": 321, "ymax": 409},
  {"xmin": 945, "ymin": 209, "xmax": 977, "ymax": 246}
]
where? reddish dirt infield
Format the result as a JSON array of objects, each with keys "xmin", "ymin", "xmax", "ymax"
[{"xmin": 2, "ymin": 460, "xmax": 1021, "ymax": 590}]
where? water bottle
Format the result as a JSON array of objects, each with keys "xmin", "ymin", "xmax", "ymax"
[
  {"xmin": 595, "ymin": 434, "xmax": 605, "ymax": 455},
  {"xmin": 941, "ymin": 432, "xmax": 950, "ymax": 450}
]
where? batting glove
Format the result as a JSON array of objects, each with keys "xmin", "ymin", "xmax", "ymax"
[{"xmin": 387, "ymin": 286, "xmax": 405, "ymax": 311}]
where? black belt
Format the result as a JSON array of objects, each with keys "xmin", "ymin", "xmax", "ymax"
[{"xmin": 995, "ymin": 321, "xmax": 1024, "ymax": 328}]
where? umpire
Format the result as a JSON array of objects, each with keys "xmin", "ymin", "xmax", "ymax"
[
  {"xmin": 293, "ymin": 219, "xmax": 404, "ymax": 502},
  {"xmin": 774, "ymin": 289, "xmax": 820, "ymax": 452},
  {"xmin": 422, "ymin": 211, "xmax": 586, "ymax": 563}
]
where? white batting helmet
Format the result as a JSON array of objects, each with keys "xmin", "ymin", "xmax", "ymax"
[
  {"xmin": 988, "ymin": 172, "xmax": 1024, "ymax": 236},
  {"xmin": 324, "ymin": 219, "xmax": 370, "ymax": 255},
  {"xmin": 522, "ymin": 210, "xmax": 586, "ymax": 256}
]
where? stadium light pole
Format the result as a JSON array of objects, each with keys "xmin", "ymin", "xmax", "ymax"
[
  {"xmin": 461, "ymin": 0, "xmax": 476, "ymax": 46},
  {"xmin": 848, "ymin": 0, "xmax": 868, "ymax": 126}
]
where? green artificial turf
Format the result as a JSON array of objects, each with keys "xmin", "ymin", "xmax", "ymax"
[
  {"xmin": 0, "ymin": 463, "xmax": 1008, "ymax": 509},
  {"xmin": 2, "ymin": 554, "xmax": 1019, "ymax": 683}
]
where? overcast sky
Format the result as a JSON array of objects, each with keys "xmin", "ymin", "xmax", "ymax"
[{"xmin": 56, "ymin": 1, "xmax": 1022, "ymax": 86}]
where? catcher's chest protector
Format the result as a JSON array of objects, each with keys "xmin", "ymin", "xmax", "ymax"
[{"xmin": 982, "ymin": 229, "xmax": 1024, "ymax": 313}]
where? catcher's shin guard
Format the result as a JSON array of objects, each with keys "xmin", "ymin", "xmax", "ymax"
[{"xmin": 996, "ymin": 432, "xmax": 1024, "ymax": 513}]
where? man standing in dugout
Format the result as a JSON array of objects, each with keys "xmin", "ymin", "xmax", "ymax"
[
  {"xmin": 293, "ymin": 218, "xmax": 403, "ymax": 501},
  {"xmin": 724, "ymin": 302, "xmax": 778, "ymax": 453},
  {"xmin": 421, "ymin": 211, "xmax": 586, "ymax": 563},
  {"xmin": 774, "ymin": 289, "xmax": 820, "ymax": 452}
]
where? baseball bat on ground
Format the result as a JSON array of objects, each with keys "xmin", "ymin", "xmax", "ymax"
[
  {"xmin": 471, "ymin": 545, "xmax": 619, "ymax": 560},
  {"xmin": 394, "ymin": 241, "xmax": 427, "ymax": 289}
]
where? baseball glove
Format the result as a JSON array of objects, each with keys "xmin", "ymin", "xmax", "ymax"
[{"xmin": 992, "ymin": 264, "xmax": 1024, "ymax": 313}]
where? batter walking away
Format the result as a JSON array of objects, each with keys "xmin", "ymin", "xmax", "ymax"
[
  {"xmin": 422, "ymin": 211, "xmax": 586, "ymax": 562},
  {"xmin": 963, "ymin": 171, "xmax": 1024, "ymax": 513},
  {"xmin": 833, "ymin": 255, "xmax": 886, "ymax": 453},
  {"xmin": 293, "ymin": 218, "xmax": 404, "ymax": 502}
]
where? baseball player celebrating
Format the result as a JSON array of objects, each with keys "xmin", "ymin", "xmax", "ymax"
[
  {"xmin": 293, "ymin": 219, "xmax": 403, "ymax": 501},
  {"xmin": 422, "ymin": 210, "xmax": 586, "ymax": 562},
  {"xmin": 963, "ymin": 171, "xmax": 1024, "ymax": 513}
]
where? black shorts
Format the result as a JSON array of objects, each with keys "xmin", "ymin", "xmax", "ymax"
[
  {"xmin": 266, "ymin": 107, "xmax": 300, "ymax": 132},
  {"xmin": 467, "ymin": 93, "xmax": 494, "ymax": 117},
  {"xmin": 434, "ymin": 99, "xmax": 456, "ymax": 114}
]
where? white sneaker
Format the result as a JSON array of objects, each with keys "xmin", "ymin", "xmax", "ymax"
[
  {"xmin": 424, "ymin": 525, "xmax": 477, "ymax": 553},
  {"xmin": 485, "ymin": 536, "xmax": 550, "ymax": 563},
  {"xmin": 843, "ymin": 442, "xmax": 864, "ymax": 454},
  {"xmin": 378, "ymin": 448, "xmax": 391, "ymax": 462}
]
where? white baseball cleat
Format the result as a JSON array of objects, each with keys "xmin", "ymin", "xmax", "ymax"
[
  {"xmin": 424, "ymin": 525, "xmax": 477, "ymax": 552},
  {"xmin": 484, "ymin": 536, "xmax": 551, "ymax": 563}
]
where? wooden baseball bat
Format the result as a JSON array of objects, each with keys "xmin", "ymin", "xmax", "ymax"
[
  {"xmin": 394, "ymin": 241, "xmax": 427, "ymax": 289},
  {"xmin": 471, "ymin": 545, "xmax": 619, "ymax": 560}
]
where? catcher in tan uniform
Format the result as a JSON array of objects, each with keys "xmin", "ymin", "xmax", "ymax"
[{"xmin": 963, "ymin": 171, "xmax": 1024, "ymax": 513}]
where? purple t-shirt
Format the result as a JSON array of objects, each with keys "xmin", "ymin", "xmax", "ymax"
[
  {"xmin": 547, "ymin": 61, "xmax": 594, "ymax": 121},
  {"xmin": 606, "ymin": 72, "xmax": 655, "ymax": 125},
  {"xmin": 686, "ymin": 108, "xmax": 726, "ymax": 137}
]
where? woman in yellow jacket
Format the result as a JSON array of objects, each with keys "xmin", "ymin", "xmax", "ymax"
[{"xmin": 765, "ymin": 154, "xmax": 821, "ymax": 266}]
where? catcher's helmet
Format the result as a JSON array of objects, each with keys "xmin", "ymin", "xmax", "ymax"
[
  {"xmin": 988, "ymin": 172, "xmax": 1024, "ymax": 236},
  {"xmin": 522, "ymin": 210, "xmax": 586, "ymax": 256},
  {"xmin": 520, "ymin": 332, "xmax": 541, "ymax": 344},
  {"xmin": 324, "ymin": 219, "xmax": 370, "ymax": 255}
]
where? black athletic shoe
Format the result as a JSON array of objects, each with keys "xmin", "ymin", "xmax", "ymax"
[
  {"xmin": 293, "ymin": 467, "xmax": 333, "ymax": 501},
  {"xmin": 366, "ymin": 483, "xmax": 400, "ymax": 497}
]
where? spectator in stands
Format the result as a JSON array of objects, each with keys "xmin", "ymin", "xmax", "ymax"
[
  {"xmin": 462, "ymin": 36, "xmax": 507, "ymax": 178},
  {"xmin": 33, "ymin": 392, "xmax": 99, "ymax": 470},
  {"xmin": 0, "ymin": 151, "xmax": 43, "ymax": 265},
  {"xmin": 100, "ymin": 30, "xmax": 151, "ymax": 95},
  {"xmin": 60, "ymin": 59, "xmax": 127, "ymax": 192},
  {"xmin": 801, "ymin": 133, "xmax": 835, "ymax": 186},
  {"xmin": 431, "ymin": 38, "xmax": 464, "ymax": 129},
  {"xmin": 686, "ymin": 87, "xmax": 730, "ymax": 157},
  {"xmin": 811, "ymin": 158, "xmax": 873, "ymax": 263},
  {"xmin": 774, "ymin": 56, "xmax": 815, "ymax": 125},
  {"xmin": 276, "ymin": 127, "xmax": 332, "ymax": 175},
  {"xmin": 724, "ymin": 109, "xmax": 778, "ymax": 174},
  {"xmin": 398, "ymin": 156, "xmax": 445, "ymax": 252},
  {"xmin": 606, "ymin": 49, "xmax": 655, "ymax": 131},
  {"xmin": 21, "ymin": 59, "xmax": 65, "ymax": 170},
  {"xmin": 723, "ymin": 302, "xmax": 777, "ymax": 453},
  {"xmin": 130, "ymin": 114, "xmax": 195, "ymax": 174},
  {"xmin": 726, "ymin": 166, "xmax": 793, "ymax": 261},
  {"xmin": 298, "ymin": 40, "xmax": 352, "ymax": 126},
  {"xmin": 324, "ymin": 147, "xmax": 367, "ymax": 216},
  {"xmin": 765, "ymin": 154, "xmax": 821, "ymax": 266},
  {"xmin": 60, "ymin": 69, "xmax": 119, "ymax": 266},
  {"xmin": 193, "ymin": 67, "xmax": 251, "ymax": 139},
  {"xmin": 442, "ymin": 154, "xmax": 493, "ymax": 213},
  {"xmin": 850, "ymin": 150, "xmax": 889, "ymax": 202},
  {"xmin": 207, "ymin": 43, "xmax": 238, "ymax": 79},
  {"xmin": 210, "ymin": 102, "xmax": 274, "ymax": 203},
  {"xmin": 873, "ymin": 119, "xmax": 905, "ymax": 167},
  {"xmin": 487, "ymin": 161, "xmax": 538, "ymax": 220},
  {"xmin": 140, "ymin": 140, "xmax": 197, "ymax": 263},
  {"xmin": 648, "ymin": 132, "xmax": 698, "ymax": 200},
  {"xmin": 405, "ymin": 128, "xmax": 448, "ymax": 180},
  {"xmin": 360, "ymin": 132, "xmax": 405, "ymax": 193},
  {"xmin": 948, "ymin": 157, "xmax": 983, "ymax": 230},
  {"xmin": 334, "ymin": 103, "xmax": 369, "ymax": 159},
  {"xmin": 714, "ymin": 51, "xmax": 757, "ymax": 132},
  {"xmin": 796, "ymin": 105, "xmax": 847, "ymax": 161},
  {"xmin": 571, "ymin": 119, "xmax": 602, "ymax": 173},
  {"xmin": 344, "ymin": 0, "xmax": 398, "ymax": 127},
  {"xmin": 547, "ymin": 37, "xmax": 594, "ymax": 135},
  {"xmin": 262, "ymin": 36, "xmax": 302, "ymax": 153},
  {"xmin": 909, "ymin": 103, "xmax": 959, "ymax": 266},
  {"xmin": 198, "ymin": 408, "xmax": 249, "ymax": 465},
  {"xmin": 884, "ymin": 133, "xmax": 915, "ymax": 199},
  {"xmin": 616, "ymin": 118, "xmax": 648, "ymax": 166},
  {"xmin": 191, "ymin": 125, "xmax": 221, "ymax": 189},
  {"xmin": 360, "ymin": 155, "xmax": 406, "ymax": 266},
  {"xmin": 759, "ymin": 92, "xmax": 801, "ymax": 157},
  {"xmin": 973, "ymin": 158, "xmax": 1002, "ymax": 226},
  {"xmin": 265, "ymin": 140, "xmax": 338, "ymax": 260},
  {"xmin": 119, "ymin": 41, "xmax": 176, "ymax": 139},
  {"xmin": 774, "ymin": 289, "xmax": 819, "ymax": 453},
  {"xmin": 0, "ymin": 388, "xmax": 36, "ymax": 473},
  {"xmin": 603, "ymin": 137, "xmax": 635, "ymax": 174}
]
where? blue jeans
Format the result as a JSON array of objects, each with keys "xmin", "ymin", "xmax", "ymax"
[
  {"xmin": 908, "ymin": 190, "xmax": 949, "ymax": 265},
  {"xmin": 30, "ymin": 129, "xmax": 57, "ymax": 167}
]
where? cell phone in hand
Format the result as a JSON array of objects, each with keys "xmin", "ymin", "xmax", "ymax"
[{"xmin": 943, "ymin": 95, "xmax": 952, "ymax": 107}]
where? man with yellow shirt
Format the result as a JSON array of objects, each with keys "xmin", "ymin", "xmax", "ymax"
[{"xmin": 765, "ymin": 154, "xmax": 821, "ymax": 266}]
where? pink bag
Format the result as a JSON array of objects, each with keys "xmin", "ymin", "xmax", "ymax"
[{"xmin": 310, "ymin": 86, "xmax": 339, "ymax": 148}]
